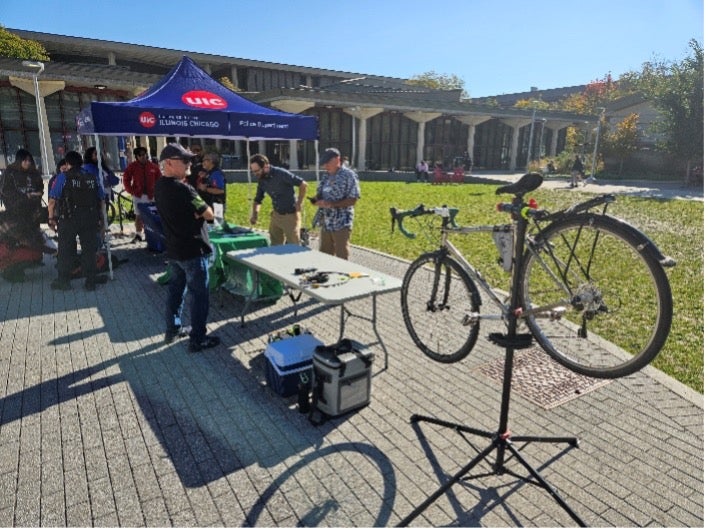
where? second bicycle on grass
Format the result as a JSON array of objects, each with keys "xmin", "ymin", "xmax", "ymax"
[{"xmin": 390, "ymin": 172, "xmax": 675, "ymax": 379}]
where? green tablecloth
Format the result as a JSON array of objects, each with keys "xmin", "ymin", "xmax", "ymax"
[
  {"xmin": 157, "ymin": 223, "xmax": 282, "ymax": 298},
  {"xmin": 207, "ymin": 225, "xmax": 269, "ymax": 291}
]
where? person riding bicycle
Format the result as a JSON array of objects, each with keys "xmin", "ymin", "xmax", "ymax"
[{"xmin": 123, "ymin": 146, "xmax": 161, "ymax": 242}]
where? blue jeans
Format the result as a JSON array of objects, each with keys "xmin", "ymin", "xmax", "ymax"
[{"xmin": 166, "ymin": 255, "xmax": 210, "ymax": 344}]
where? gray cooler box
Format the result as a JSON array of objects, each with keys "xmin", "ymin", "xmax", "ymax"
[{"xmin": 312, "ymin": 339, "xmax": 374, "ymax": 417}]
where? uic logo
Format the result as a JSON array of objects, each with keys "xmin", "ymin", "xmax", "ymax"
[
  {"xmin": 139, "ymin": 112, "xmax": 156, "ymax": 128},
  {"xmin": 182, "ymin": 90, "xmax": 227, "ymax": 109}
]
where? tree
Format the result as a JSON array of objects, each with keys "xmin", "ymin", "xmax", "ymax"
[
  {"xmin": 605, "ymin": 113, "xmax": 640, "ymax": 176},
  {"xmin": 0, "ymin": 25, "xmax": 49, "ymax": 60},
  {"xmin": 407, "ymin": 71, "xmax": 469, "ymax": 98},
  {"xmin": 624, "ymin": 39, "xmax": 703, "ymax": 177}
]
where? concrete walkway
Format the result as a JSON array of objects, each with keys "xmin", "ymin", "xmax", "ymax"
[
  {"xmin": 468, "ymin": 171, "xmax": 704, "ymax": 202},
  {"xmin": 0, "ymin": 190, "xmax": 703, "ymax": 526}
]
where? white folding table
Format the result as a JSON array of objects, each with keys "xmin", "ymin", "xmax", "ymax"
[{"xmin": 224, "ymin": 244, "xmax": 403, "ymax": 369}]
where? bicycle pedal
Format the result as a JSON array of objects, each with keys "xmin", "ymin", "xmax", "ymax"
[{"xmin": 488, "ymin": 333, "xmax": 533, "ymax": 349}]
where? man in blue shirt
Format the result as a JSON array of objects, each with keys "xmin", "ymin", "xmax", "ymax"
[
  {"xmin": 312, "ymin": 148, "xmax": 360, "ymax": 260},
  {"xmin": 197, "ymin": 152, "xmax": 226, "ymax": 208},
  {"xmin": 249, "ymin": 154, "xmax": 307, "ymax": 245}
]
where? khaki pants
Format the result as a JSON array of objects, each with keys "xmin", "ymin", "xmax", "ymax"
[
  {"xmin": 319, "ymin": 228, "xmax": 352, "ymax": 260},
  {"xmin": 269, "ymin": 211, "xmax": 301, "ymax": 245}
]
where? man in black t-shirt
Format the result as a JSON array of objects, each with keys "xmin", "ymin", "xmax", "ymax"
[{"xmin": 154, "ymin": 143, "xmax": 220, "ymax": 353}]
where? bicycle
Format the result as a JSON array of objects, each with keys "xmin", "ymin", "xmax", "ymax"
[
  {"xmin": 105, "ymin": 187, "xmax": 136, "ymax": 231},
  {"xmin": 390, "ymin": 172, "xmax": 675, "ymax": 379}
]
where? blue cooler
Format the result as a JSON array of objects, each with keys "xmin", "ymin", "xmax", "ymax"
[
  {"xmin": 265, "ymin": 334, "xmax": 323, "ymax": 397},
  {"xmin": 137, "ymin": 203, "xmax": 166, "ymax": 253}
]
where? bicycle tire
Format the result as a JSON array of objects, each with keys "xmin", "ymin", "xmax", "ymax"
[
  {"xmin": 118, "ymin": 192, "xmax": 136, "ymax": 221},
  {"xmin": 401, "ymin": 251, "xmax": 481, "ymax": 363},
  {"xmin": 521, "ymin": 213, "xmax": 672, "ymax": 379}
]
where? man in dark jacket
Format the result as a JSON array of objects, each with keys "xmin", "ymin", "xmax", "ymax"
[
  {"xmin": 154, "ymin": 143, "xmax": 220, "ymax": 353},
  {"xmin": 47, "ymin": 150, "xmax": 106, "ymax": 291}
]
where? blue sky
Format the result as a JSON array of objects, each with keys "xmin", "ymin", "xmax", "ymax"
[{"xmin": 0, "ymin": 0, "xmax": 703, "ymax": 97}]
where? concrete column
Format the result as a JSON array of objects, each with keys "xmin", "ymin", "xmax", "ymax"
[
  {"xmin": 231, "ymin": 65, "xmax": 239, "ymax": 90},
  {"xmin": 550, "ymin": 128, "xmax": 559, "ymax": 157},
  {"xmin": 289, "ymin": 139, "xmax": 298, "ymax": 170},
  {"xmin": 155, "ymin": 137, "xmax": 167, "ymax": 156},
  {"xmin": 456, "ymin": 115, "xmax": 491, "ymax": 168},
  {"xmin": 9, "ymin": 77, "xmax": 65, "ymax": 174},
  {"xmin": 344, "ymin": 107, "xmax": 383, "ymax": 170},
  {"xmin": 404, "ymin": 111, "xmax": 441, "ymax": 164},
  {"xmin": 501, "ymin": 118, "xmax": 531, "ymax": 171},
  {"xmin": 542, "ymin": 120, "xmax": 571, "ymax": 157},
  {"xmin": 140, "ymin": 136, "xmax": 150, "ymax": 156}
]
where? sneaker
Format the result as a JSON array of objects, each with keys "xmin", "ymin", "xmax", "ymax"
[
  {"xmin": 50, "ymin": 279, "xmax": 71, "ymax": 290},
  {"xmin": 188, "ymin": 335, "xmax": 221, "ymax": 353},
  {"xmin": 164, "ymin": 325, "xmax": 192, "ymax": 344}
]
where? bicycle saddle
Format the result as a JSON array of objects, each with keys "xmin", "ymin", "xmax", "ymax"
[{"xmin": 495, "ymin": 172, "xmax": 543, "ymax": 196}]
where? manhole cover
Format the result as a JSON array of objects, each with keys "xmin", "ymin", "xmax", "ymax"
[{"xmin": 476, "ymin": 348, "xmax": 611, "ymax": 409}]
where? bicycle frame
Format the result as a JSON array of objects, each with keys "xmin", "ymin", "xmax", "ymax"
[{"xmin": 433, "ymin": 223, "xmax": 515, "ymax": 322}]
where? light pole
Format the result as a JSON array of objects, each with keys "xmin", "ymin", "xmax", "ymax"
[
  {"xmin": 588, "ymin": 107, "xmax": 605, "ymax": 183},
  {"xmin": 22, "ymin": 60, "xmax": 50, "ymax": 177},
  {"xmin": 525, "ymin": 100, "xmax": 539, "ymax": 170}
]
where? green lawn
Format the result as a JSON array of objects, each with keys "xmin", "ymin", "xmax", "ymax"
[{"xmin": 226, "ymin": 181, "xmax": 704, "ymax": 393}]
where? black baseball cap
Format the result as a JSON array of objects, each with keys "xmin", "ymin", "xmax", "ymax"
[
  {"xmin": 159, "ymin": 143, "xmax": 194, "ymax": 162},
  {"xmin": 319, "ymin": 147, "xmax": 340, "ymax": 165}
]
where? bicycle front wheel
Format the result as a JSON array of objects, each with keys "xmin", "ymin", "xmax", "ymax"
[
  {"xmin": 401, "ymin": 252, "xmax": 481, "ymax": 363},
  {"xmin": 521, "ymin": 214, "xmax": 672, "ymax": 379}
]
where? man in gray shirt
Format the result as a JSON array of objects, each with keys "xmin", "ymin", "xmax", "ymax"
[{"xmin": 249, "ymin": 154, "xmax": 307, "ymax": 245}]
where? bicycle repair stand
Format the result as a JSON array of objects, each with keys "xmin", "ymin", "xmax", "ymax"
[{"xmin": 397, "ymin": 212, "xmax": 587, "ymax": 528}]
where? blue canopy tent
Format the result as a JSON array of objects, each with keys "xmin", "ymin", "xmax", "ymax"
[
  {"xmin": 77, "ymin": 55, "xmax": 318, "ymax": 142},
  {"xmin": 76, "ymin": 56, "xmax": 319, "ymax": 277}
]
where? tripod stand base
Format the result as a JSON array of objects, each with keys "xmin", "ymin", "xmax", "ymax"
[{"xmin": 398, "ymin": 414, "xmax": 586, "ymax": 527}]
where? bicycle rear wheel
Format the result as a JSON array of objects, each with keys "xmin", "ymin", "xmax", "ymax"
[
  {"xmin": 401, "ymin": 251, "xmax": 481, "ymax": 363},
  {"xmin": 521, "ymin": 214, "xmax": 672, "ymax": 379}
]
